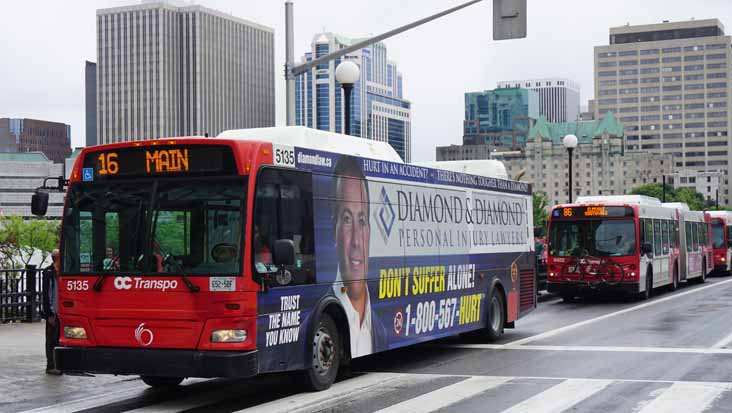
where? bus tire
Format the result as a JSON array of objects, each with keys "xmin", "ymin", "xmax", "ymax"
[
  {"xmin": 640, "ymin": 267, "xmax": 652, "ymax": 300},
  {"xmin": 140, "ymin": 376, "xmax": 183, "ymax": 387},
  {"xmin": 699, "ymin": 261, "xmax": 707, "ymax": 284},
  {"xmin": 670, "ymin": 264, "xmax": 678, "ymax": 291},
  {"xmin": 484, "ymin": 288, "xmax": 505, "ymax": 341},
  {"xmin": 300, "ymin": 313, "xmax": 340, "ymax": 392}
]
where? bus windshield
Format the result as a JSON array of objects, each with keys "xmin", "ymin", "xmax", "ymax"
[
  {"xmin": 712, "ymin": 220, "xmax": 726, "ymax": 249},
  {"xmin": 550, "ymin": 219, "xmax": 637, "ymax": 257},
  {"xmin": 61, "ymin": 178, "xmax": 246, "ymax": 275}
]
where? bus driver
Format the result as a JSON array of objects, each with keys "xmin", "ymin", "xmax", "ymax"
[{"xmin": 331, "ymin": 156, "xmax": 387, "ymax": 357}]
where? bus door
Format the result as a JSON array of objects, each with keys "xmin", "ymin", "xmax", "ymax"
[{"xmin": 649, "ymin": 219, "xmax": 670, "ymax": 286}]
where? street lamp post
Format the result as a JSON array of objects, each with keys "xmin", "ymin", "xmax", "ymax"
[
  {"xmin": 563, "ymin": 134, "xmax": 578, "ymax": 204},
  {"xmin": 335, "ymin": 61, "xmax": 360, "ymax": 136}
]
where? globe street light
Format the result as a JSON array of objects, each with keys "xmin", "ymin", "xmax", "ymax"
[
  {"xmin": 563, "ymin": 134, "xmax": 578, "ymax": 203},
  {"xmin": 335, "ymin": 61, "xmax": 360, "ymax": 136}
]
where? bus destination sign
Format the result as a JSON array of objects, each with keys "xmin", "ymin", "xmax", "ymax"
[
  {"xmin": 553, "ymin": 206, "xmax": 634, "ymax": 219},
  {"xmin": 82, "ymin": 145, "xmax": 237, "ymax": 180}
]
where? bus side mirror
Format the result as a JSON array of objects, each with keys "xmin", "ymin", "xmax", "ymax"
[
  {"xmin": 31, "ymin": 191, "xmax": 49, "ymax": 216},
  {"xmin": 273, "ymin": 239, "xmax": 295, "ymax": 266},
  {"xmin": 641, "ymin": 242, "xmax": 653, "ymax": 256}
]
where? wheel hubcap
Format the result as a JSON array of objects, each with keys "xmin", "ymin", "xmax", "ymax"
[
  {"xmin": 312, "ymin": 328, "xmax": 335, "ymax": 376},
  {"xmin": 490, "ymin": 297, "xmax": 502, "ymax": 331}
]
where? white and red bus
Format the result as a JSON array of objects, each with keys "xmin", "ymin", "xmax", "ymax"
[
  {"xmin": 708, "ymin": 210, "xmax": 732, "ymax": 276},
  {"xmin": 546, "ymin": 195, "xmax": 692, "ymax": 301},
  {"xmin": 33, "ymin": 127, "xmax": 536, "ymax": 390},
  {"xmin": 662, "ymin": 203, "xmax": 712, "ymax": 284}
]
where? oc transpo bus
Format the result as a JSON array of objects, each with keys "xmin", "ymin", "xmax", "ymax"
[
  {"xmin": 546, "ymin": 195, "xmax": 709, "ymax": 301},
  {"xmin": 33, "ymin": 127, "xmax": 536, "ymax": 390},
  {"xmin": 708, "ymin": 210, "xmax": 732, "ymax": 276}
]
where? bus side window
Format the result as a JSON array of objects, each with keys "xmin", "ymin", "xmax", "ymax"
[
  {"xmin": 653, "ymin": 219, "xmax": 662, "ymax": 256},
  {"xmin": 661, "ymin": 220, "xmax": 669, "ymax": 255},
  {"xmin": 253, "ymin": 168, "xmax": 316, "ymax": 287},
  {"xmin": 692, "ymin": 223, "xmax": 700, "ymax": 251},
  {"xmin": 686, "ymin": 222, "xmax": 693, "ymax": 253}
]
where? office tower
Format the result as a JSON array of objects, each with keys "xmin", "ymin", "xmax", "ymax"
[
  {"xmin": 594, "ymin": 19, "xmax": 731, "ymax": 205},
  {"xmin": 85, "ymin": 61, "xmax": 97, "ymax": 147},
  {"xmin": 463, "ymin": 87, "xmax": 539, "ymax": 149},
  {"xmin": 294, "ymin": 33, "xmax": 411, "ymax": 162},
  {"xmin": 498, "ymin": 78, "xmax": 581, "ymax": 122},
  {"xmin": 96, "ymin": 2, "xmax": 274, "ymax": 144}
]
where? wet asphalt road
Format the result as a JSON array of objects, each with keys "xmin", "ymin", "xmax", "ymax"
[{"xmin": 5, "ymin": 275, "xmax": 732, "ymax": 412}]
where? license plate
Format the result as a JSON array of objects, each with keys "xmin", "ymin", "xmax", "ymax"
[{"xmin": 210, "ymin": 277, "xmax": 236, "ymax": 292}]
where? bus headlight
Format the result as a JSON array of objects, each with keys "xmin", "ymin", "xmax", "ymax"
[
  {"xmin": 64, "ymin": 326, "xmax": 87, "ymax": 340},
  {"xmin": 211, "ymin": 329, "xmax": 247, "ymax": 343}
]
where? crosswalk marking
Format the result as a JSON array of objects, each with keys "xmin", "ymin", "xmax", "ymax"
[
  {"xmin": 637, "ymin": 382, "xmax": 728, "ymax": 413},
  {"xmin": 18, "ymin": 373, "xmax": 732, "ymax": 413},
  {"xmin": 233, "ymin": 372, "xmax": 405, "ymax": 413},
  {"xmin": 373, "ymin": 376, "xmax": 511, "ymax": 413},
  {"xmin": 499, "ymin": 378, "xmax": 613, "ymax": 413}
]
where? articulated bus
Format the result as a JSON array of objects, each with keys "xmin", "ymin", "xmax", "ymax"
[
  {"xmin": 708, "ymin": 211, "xmax": 732, "ymax": 276},
  {"xmin": 662, "ymin": 203, "xmax": 713, "ymax": 284},
  {"xmin": 34, "ymin": 127, "xmax": 535, "ymax": 390},
  {"xmin": 546, "ymin": 195, "xmax": 709, "ymax": 301}
]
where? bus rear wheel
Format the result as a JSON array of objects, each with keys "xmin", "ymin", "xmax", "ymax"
[
  {"xmin": 669, "ymin": 265, "xmax": 678, "ymax": 291},
  {"xmin": 300, "ymin": 313, "xmax": 340, "ymax": 392},
  {"xmin": 140, "ymin": 376, "xmax": 183, "ymax": 387},
  {"xmin": 484, "ymin": 288, "xmax": 505, "ymax": 341}
]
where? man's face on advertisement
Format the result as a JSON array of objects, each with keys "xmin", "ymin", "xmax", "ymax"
[{"xmin": 336, "ymin": 177, "xmax": 370, "ymax": 287}]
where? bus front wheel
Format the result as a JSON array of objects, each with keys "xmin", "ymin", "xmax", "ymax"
[
  {"xmin": 301, "ymin": 313, "xmax": 341, "ymax": 391},
  {"xmin": 140, "ymin": 376, "xmax": 183, "ymax": 387}
]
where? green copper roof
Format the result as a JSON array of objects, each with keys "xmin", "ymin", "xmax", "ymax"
[
  {"xmin": 528, "ymin": 112, "xmax": 624, "ymax": 144},
  {"xmin": 0, "ymin": 152, "xmax": 50, "ymax": 162}
]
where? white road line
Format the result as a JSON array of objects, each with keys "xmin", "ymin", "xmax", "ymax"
[
  {"xmin": 373, "ymin": 376, "xmax": 511, "ymax": 413},
  {"xmin": 712, "ymin": 329, "xmax": 732, "ymax": 349},
  {"xmin": 508, "ymin": 277, "xmax": 732, "ymax": 346},
  {"xmin": 637, "ymin": 382, "xmax": 728, "ymax": 413},
  {"xmin": 21, "ymin": 384, "xmax": 148, "ymax": 413},
  {"xmin": 438, "ymin": 343, "xmax": 732, "ymax": 355},
  {"xmin": 500, "ymin": 378, "xmax": 613, "ymax": 413},
  {"xmin": 233, "ymin": 372, "xmax": 404, "ymax": 413}
]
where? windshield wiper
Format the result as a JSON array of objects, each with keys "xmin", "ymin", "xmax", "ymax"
[
  {"xmin": 179, "ymin": 273, "xmax": 200, "ymax": 292},
  {"xmin": 92, "ymin": 272, "xmax": 112, "ymax": 292}
]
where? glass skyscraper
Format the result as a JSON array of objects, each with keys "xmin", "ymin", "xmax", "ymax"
[
  {"xmin": 295, "ymin": 33, "xmax": 412, "ymax": 162},
  {"xmin": 463, "ymin": 87, "xmax": 539, "ymax": 148}
]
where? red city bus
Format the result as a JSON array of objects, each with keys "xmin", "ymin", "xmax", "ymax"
[
  {"xmin": 546, "ymin": 196, "xmax": 686, "ymax": 301},
  {"xmin": 35, "ymin": 127, "xmax": 536, "ymax": 390},
  {"xmin": 708, "ymin": 211, "xmax": 732, "ymax": 276}
]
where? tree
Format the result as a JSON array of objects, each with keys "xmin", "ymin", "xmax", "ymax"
[
  {"xmin": 0, "ymin": 216, "xmax": 60, "ymax": 269},
  {"xmin": 629, "ymin": 183, "xmax": 708, "ymax": 210},
  {"xmin": 630, "ymin": 183, "xmax": 676, "ymax": 202},
  {"xmin": 533, "ymin": 191, "xmax": 549, "ymax": 237}
]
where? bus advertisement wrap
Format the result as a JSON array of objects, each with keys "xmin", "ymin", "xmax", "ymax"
[{"xmin": 257, "ymin": 148, "xmax": 533, "ymax": 372}]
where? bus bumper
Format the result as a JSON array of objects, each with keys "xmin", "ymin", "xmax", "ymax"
[
  {"xmin": 713, "ymin": 264, "xmax": 730, "ymax": 274},
  {"xmin": 547, "ymin": 282, "xmax": 640, "ymax": 296},
  {"xmin": 55, "ymin": 346, "xmax": 258, "ymax": 378}
]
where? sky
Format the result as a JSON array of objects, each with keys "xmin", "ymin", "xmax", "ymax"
[{"xmin": 1, "ymin": 0, "xmax": 731, "ymax": 162}]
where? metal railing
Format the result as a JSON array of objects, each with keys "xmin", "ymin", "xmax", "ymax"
[{"xmin": 0, "ymin": 266, "xmax": 44, "ymax": 323}]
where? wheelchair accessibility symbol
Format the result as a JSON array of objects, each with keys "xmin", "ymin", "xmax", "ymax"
[{"xmin": 82, "ymin": 168, "xmax": 94, "ymax": 182}]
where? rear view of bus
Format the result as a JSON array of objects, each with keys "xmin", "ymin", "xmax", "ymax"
[
  {"xmin": 708, "ymin": 211, "xmax": 732, "ymax": 276},
  {"xmin": 546, "ymin": 195, "xmax": 675, "ymax": 301}
]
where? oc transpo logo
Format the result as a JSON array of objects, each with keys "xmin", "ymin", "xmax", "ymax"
[
  {"xmin": 114, "ymin": 276, "xmax": 132, "ymax": 290},
  {"xmin": 135, "ymin": 323, "xmax": 154, "ymax": 346},
  {"xmin": 375, "ymin": 187, "xmax": 396, "ymax": 243}
]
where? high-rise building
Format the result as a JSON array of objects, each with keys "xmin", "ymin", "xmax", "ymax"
[
  {"xmin": 498, "ymin": 78, "xmax": 581, "ymax": 122},
  {"xmin": 594, "ymin": 19, "xmax": 732, "ymax": 206},
  {"xmin": 96, "ymin": 2, "xmax": 274, "ymax": 144},
  {"xmin": 85, "ymin": 61, "xmax": 97, "ymax": 147},
  {"xmin": 0, "ymin": 118, "xmax": 72, "ymax": 163},
  {"xmin": 463, "ymin": 87, "xmax": 539, "ymax": 149},
  {"xmin": 294, "ymin": 33, "xmax": 412, "ymax": 161}
]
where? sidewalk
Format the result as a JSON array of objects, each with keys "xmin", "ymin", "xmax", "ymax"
[{"xmin": 0, "ymin": 322, "xmax": 135, "ymax": 411}]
